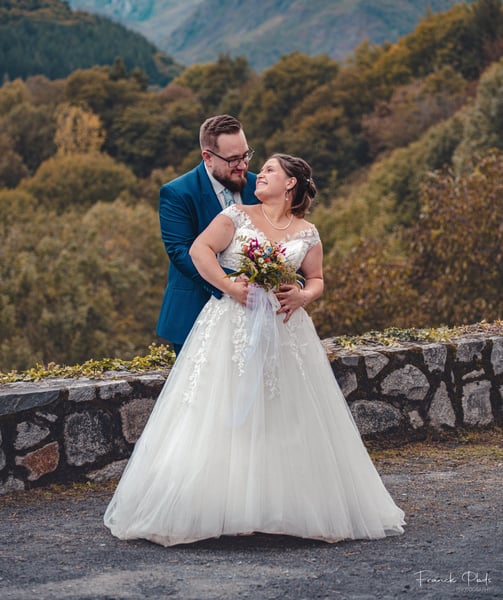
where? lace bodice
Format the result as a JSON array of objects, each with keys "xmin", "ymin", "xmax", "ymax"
[{"xmin": 219, "ymin": 205, "xmax": 320, "ymax": 271}]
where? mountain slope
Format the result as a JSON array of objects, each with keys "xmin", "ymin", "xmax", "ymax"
[
  {"xmin": 168, "ymin": 0, "xmax": 475, "ymax": 70},
  {"xmin": 67, "ymin": 0, "xmax": 203, "ymax": 47},
  {"xmin": 69, "ymin": 0, "xmax": 474, "ymax": 71}
]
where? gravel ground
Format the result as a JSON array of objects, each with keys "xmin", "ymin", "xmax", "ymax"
[{"xmin": 0, "ymin": 434, "xmax": 502, "ymax": 600}]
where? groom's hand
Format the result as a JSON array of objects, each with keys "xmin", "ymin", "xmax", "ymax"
[{"xmin": 275, "ymin": 284, "xmax": 304, "ymax": 323}]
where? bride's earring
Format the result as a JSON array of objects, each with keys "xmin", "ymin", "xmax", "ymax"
[{"xmin": 285, "ymin": 178, "xmax": 295, "ymax": 201}]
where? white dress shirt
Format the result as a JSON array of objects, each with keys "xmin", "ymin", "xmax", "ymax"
[{"xmin": 205, "ymin": 164, "xmax": 242, "ymax": 209}]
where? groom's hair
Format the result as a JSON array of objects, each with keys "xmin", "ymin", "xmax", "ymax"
[{"xmin": 199, "ymin": 115, "xmax": 243, "ymax": 151}]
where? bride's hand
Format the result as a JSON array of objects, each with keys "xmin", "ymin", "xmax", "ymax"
[
  {"xmin": 275, "ymin": 284, "xmax": 305, "ymax": 323},
  {"xmin": 227, "ymin": 280, "xmax": 249, "ymax": 306}
]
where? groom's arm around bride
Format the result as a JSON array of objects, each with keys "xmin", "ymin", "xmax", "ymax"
[{"xmin": 155, "ymin": 114, "xmax": 259, "ymax": 354}]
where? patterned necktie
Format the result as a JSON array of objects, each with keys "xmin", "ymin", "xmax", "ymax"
[{"xmin": 222, "ymin": 188, "xmax": 235, "ymax": 207}]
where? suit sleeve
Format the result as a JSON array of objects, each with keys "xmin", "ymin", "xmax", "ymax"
[{"xmin": 159, "ymin": 184, "xmax": 223, "ymax": 297}]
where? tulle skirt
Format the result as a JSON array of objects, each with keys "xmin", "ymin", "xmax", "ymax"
[{"xmin": 104, "ymin": 288, "xmax": 405, "ymax": 546}]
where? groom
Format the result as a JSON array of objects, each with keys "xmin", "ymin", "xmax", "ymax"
[{"xmin": 156, "ymin": 115, "xmax": 259, "ymax": 355}]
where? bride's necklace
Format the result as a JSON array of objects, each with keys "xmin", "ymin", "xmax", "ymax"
[{"xmin": 261, "ymin": 204, "xmax": 293, "ymax": 230}]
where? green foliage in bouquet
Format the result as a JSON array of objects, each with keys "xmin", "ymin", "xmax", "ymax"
[{"xmin": 228, "ymin": 237, "xmax": 302, "ymax": 291}]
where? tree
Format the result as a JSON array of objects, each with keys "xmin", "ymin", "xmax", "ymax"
[
  {"xmin": 64, "ymin": 65, "xmax": 143, "ymax": 131},
  {"xmin": 362, "ymin": 67, "xmax": 467, "ymax": 159},
  {"xmin": 268, "ymin": 101, "xmax": 355, "ymax": 190},
  {"xmin": 0, "ymin": 101, "xmax": 57, "ymax": 173},
  {"xmin": 54, "ymin": 103, "xmax": 105, "ymax": 156},
  {"xmin": 311, "ymin": 112, "xmax": 465, "ymax": 255},
  {"xmin": 24, "ymin": 74, "xmax": 65, "ymax": 106},
  {"xmin": 0, "ymin": 132, "xmax": 28, "ymax": 188},
  {"xmin": 20, "ymin": 153, "xmax": 137, "ymax": 212},
  {"xmin": 408, "ymin": 149, "xmax": 503, "ymax": 326},
  {"xmin": 240, "ymin": 52, "xmax": 339, "ymax": 159},
  {"xmin": 0, "ymin": 198, "xmax": 166, "ymax": 371},
  {"xmin": 453, "ymin": 58, "xmax": 503, "ymax": 173},
  {"xmin": 465, "ymin": 0, "xmax": 503, "ymax": 74},
  {"xmin": 107, "ymin": 90, "xmax": 204, "ymax": 177},
  {"xmin": 173, "ymin": 54, "xmax": 255, "ymax": 115},
  {"xmin": 310, "ymin": 237, "xmax": 418, "ymax": 338},
  {"xmin": 0, "ymin": 79, "xmax": 29, "ymax": 116}
]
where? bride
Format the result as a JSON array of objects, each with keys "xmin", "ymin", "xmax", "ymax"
[{"xmin": 104, "ymin": 153, "xmax": 405, "ymax": 546}]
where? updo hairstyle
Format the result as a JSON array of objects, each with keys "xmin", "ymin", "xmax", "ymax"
[{"xmin": 270, "ymin": 153, "xmax": 317, "ymax": 218}]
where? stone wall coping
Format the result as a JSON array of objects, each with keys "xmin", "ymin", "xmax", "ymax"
[
  {"xmin": 0, "ymin": 370, "xmax": 170, "ymax": 416},
  {"xmin": 1, "ymin": 334, "xmax": 501, "ymax": 494}
]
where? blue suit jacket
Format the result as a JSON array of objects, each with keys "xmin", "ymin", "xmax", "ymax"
[{"xmin": 156, "ymin": 161, "xmax": 259, "ymax": 345}]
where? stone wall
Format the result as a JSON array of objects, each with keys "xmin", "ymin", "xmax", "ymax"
[{"xmin": 0, "ymin": 334, "xmax": 502, "ymax": 495}]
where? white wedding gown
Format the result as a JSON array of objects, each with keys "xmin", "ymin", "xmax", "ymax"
[{"xmin": 104, "ymin": 205, "xmax": 405, "ymax": 546}]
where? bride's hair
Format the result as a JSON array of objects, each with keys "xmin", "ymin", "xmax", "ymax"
[{"xmin": 269, "ymin": 153, "xmax": 317, "ymax": 217}]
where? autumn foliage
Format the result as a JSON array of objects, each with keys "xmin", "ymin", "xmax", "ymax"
[
  {"xmin": 1, "ymin": 0, "xmax": 503, "ymax": 370},
  {"xmin": 311, "ymin": 149, "xmax": 503, "ymax": 337},
  {"xmin": 408, "ymin": 150, "xmax": 503, "ymax": 326}
]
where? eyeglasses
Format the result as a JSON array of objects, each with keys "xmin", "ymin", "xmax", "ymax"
[{"xmin": 206, "ymin": 147, "xmax": 255, "ymax": 168}]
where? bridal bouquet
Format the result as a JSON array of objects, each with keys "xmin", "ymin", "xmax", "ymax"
[{"xmin": 229, "ymin": 237, "xmax": 301, "ymax": 291}]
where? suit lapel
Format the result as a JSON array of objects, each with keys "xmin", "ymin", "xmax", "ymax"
[{"xmin": 196, "ymin": 162, "xmax": 222, "ymax": 226}]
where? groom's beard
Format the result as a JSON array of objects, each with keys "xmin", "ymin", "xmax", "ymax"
[{"xmin": 212, "ymin": 167, "xmax": 247, "ymax": 193}]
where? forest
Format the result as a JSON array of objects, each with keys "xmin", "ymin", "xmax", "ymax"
[
  {"xmin": 0, "ymin": 0, "xmax": 182, "ymax": 85},
  {"xmin": 1, "ymin": 0, "xmax": 503, "ymax": 372}
]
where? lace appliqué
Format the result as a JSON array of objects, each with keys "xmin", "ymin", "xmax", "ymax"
[
  {"xmin": 284, "ymin": 310, "xmax": 310, "ymax": 383},
  {"xmin": 230, "ymin": 302, "xmax": 248, "ymax": 376},
  {"xmin": 220, "ymin": 205, "xmax": 321, "ymax": 272},
  {"xmin": 181, "ymin": 298, "xmax": 228, "ymax": 405},
  {"xmin": 286, "ymin": 226, "xmax": 320, "ymax": 244},
  {"xmin": 263, "ymin": 352, "xmax": 280, "ymax": 400},
  {"xmin": 221, "ymin": 204, "xmax": 251, "ymax": 229}
]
